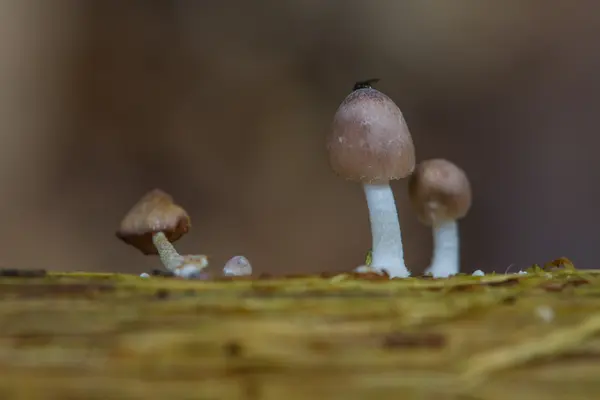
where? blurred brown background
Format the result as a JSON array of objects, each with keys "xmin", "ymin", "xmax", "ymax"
[{"xmin": 0, "ymin": 1, "xmax": 598, "ymax": 275}]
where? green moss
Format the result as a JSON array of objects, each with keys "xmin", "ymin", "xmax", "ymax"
[
  {"xmin": 365, "ymin": 248, "xmax": 372, "ymax": 266},
  {"xmin": 1, "ymin": 262, "xmax": 600, "ymax": 399}
]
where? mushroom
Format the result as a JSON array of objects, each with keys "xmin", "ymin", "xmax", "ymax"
[
  {"xmin": 116, "ymin": 189, "xmax": 208, "ymax": 278},
  {"xmin": 327, "ymin": 79, "xmax": 416, "ymax": 278},
  {"xmin": 223, "ymin": 255, "xmax": 252, "ymax": 277},
  {"xmin": 408, "ymin": 159, "xmax": 472, "ymax": 278}
]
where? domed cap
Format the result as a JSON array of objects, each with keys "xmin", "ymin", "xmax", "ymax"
[
  {"xmin": 408, "ymin": 159, "xmax": 472, "ymax": 226},
  {"xmin": 116, "ymin": 189, "xmax": 191, "ymax": 255},
  {"xmin": 327, "ymin": 79, "xmax": 416, "ymax": 184}
]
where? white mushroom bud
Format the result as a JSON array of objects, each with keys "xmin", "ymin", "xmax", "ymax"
[{"xmin": 223, "ymin": 255, "xmax": 252, "ymax": 277}]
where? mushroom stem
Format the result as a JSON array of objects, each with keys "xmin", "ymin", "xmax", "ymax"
[
  {"xmin": 426, "ymin": 220, "xmax": 459, "ymax": 278},
  {"xmin": 362, "ymin": 183, "xmax": 409, "ymax": 277},
  {"xmin": 151, "ymin": 232, "xmax": 184, "ymax": 272}
]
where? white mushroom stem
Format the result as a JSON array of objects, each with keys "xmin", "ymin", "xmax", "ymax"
[
  {"xmin": 362, "ymin": 183, "xmax": 410, "ymax": 278},
  {"xmin": 152, "ymin": 232, "xmax": 185, "ymax": 272},
  {"xmin": 426, "ymin": 220, "xmax": 459, "ymax": 278}
]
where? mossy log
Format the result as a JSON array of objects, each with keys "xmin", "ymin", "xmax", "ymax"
[{"xmin": 1, "ymin": 260, "xmax": 600, "ymax": 399}]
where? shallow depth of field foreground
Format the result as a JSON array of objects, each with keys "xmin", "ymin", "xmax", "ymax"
[{"xmin": 0, "ymin": 259, "xmax": 599, "ymax": 399}]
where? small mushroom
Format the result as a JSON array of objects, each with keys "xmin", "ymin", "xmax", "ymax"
[
  {"xmin": 327, "ymin": 79, "xmax": 416, "ymax": 278},
  {"xmin": 408, "ymin": 159, "xmax": 472, "ymax": 278},
  {"xmin": 116, "ymin": 189, "xmax": 208, "ymax": 278},
  {"xmin": 223, "ymin": 255, "xmax": 252, "ymax": 277}
]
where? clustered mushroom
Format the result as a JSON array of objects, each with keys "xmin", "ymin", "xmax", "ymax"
[
  {"xmin": 115, "ymin": 79, "xmax": 475, "ymax": 280},
  {"xmin": 328, "ymin": 80, "xmax": 474, "ymax": 278}
]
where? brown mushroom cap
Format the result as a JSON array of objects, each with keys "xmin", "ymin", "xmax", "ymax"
[
  {"xmin": 327, "ymin": 85, "xmax": 416, "ymax": 184},
  {"xmin": 116, "ymin": 189, "xmax": 191, "ymax": 255},
  {"xmin": 408, "ymin": 159, "xmax": 472, "ymax": 226}
]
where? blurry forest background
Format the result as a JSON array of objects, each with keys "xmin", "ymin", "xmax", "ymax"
[{"xmin": 1, "ymin": 1, "xmax": 599, "ymax": 275}]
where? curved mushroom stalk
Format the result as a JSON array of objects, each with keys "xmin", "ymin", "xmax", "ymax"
[
  {"xmin": 152, "ymin": 232, "xmax": 209, "ymax": 278},
  {"xmin": 152, "ymin": 232, "xmax": 185, "ymax": 271},
  {"xmin": 363, "ymin": 183, "xmax": 409, "ymax": 278},
  {"xmin": 426, "ymin": 220, "xmax": 459, "ymax": 278}
]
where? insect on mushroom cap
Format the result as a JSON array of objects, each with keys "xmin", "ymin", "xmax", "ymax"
[
  {"xmin": 116, "ymin": 189, "xmax": 191, "ymax": 255},
  {"xmin": 408, "ymin": 158, "xmax": 472, "ymax": 226},
  {"xmin": 327, "ymin": 79, "xmax": 416, "ymax": 184}
]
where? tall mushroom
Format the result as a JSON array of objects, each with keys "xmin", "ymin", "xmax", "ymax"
[
  {"xmin": 408, "ymin": 159, "xmax": 472, "ymax": 278},
  {"xmin": 327, "ymin": 79, "xmax": 416, "ymax": 278},
  {"xmin": 116, "ymin": 189, "xmax": 208, "ymax": 278}
]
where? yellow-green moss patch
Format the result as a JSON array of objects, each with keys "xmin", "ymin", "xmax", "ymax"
[{"xmin": 1, "ymin": 261, "xmax": 600, "ymax": 399}]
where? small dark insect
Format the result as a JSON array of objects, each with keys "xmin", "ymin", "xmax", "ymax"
[{"xmin": 353, "ymin": 78, "xmax": 381, "ymax": 91}]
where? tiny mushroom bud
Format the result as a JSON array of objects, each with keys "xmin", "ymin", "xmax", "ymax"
[
  {"xmin": 223, "ymin": 255, "xmax": 252, "ymax": 277},
  {"xmin": 408, "ymin": 159, "xmax": 472, "ymax": 278},
  {"xmin": 327, "ymin": 79, "xmax": 416, "ymax": 278},
  {"xmin": 116, "ymin": 189, "xmax": 208, "ymax": 278}
]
